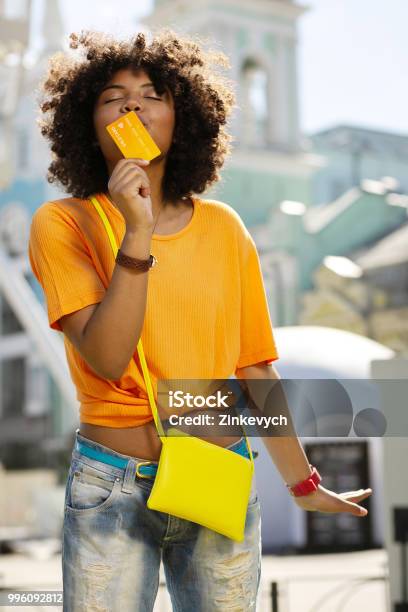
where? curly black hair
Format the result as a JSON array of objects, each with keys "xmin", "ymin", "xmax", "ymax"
[{"xmin": 37, "ymin": 27, "xmax": 237, "ymax": 202}]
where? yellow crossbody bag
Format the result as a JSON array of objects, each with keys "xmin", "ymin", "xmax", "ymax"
[{"xmin": 89, "ymin": 195, "xmax": 255, "ymax": 542}]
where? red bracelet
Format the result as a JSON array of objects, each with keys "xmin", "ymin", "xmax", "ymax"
[{"xmin": 286, "ymin": 465, "xmax": 322, "ymax": 497}]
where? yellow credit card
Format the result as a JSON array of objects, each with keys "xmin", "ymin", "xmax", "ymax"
[{"xmin": 106, "ymin": 111, "xmax": 161, "ymax": 161}]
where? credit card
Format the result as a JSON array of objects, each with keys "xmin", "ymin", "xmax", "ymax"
[{"xmin": 106, "ymin": 111, "xmax": 161, "ymax": 161}]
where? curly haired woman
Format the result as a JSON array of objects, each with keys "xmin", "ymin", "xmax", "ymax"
[{"xmin": 28, "ymin": 28, "xmax": 372, "ymax": 612}]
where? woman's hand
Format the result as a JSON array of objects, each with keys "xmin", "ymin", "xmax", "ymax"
[
  {"xmin": 108, "ymin": 158, "xmax": 154, "ymax": 232},
  {"xmin": 293, "ymin": 484, "xmax": 372, "ymax": 516}
]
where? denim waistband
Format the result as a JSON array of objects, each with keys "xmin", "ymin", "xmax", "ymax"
[{"xmin": 73, "ymin": 429, "xmax": 253, "ymax": 479}]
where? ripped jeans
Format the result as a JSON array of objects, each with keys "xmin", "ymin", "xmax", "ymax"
[{"xmin": 62, "ymin": 429, "xmax": 262, "ymax": 611}]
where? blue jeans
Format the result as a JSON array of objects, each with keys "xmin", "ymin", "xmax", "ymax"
[{"xmin": 62, "ymin": 429, "xmax": 261, "ymax": 611}]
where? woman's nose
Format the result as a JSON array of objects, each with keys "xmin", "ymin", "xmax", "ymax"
[{"xmin": 122, "ymin": 98, "xmax": 143, "ymax": 113}]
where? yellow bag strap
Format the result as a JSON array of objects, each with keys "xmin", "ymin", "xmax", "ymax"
[
  {"xmin": 89, "ymin": 195, "xmax": 165, "ymax": 440},
  {"xmin": 89, "ymin": 194, "xmax": 254, "ymax": 464}
]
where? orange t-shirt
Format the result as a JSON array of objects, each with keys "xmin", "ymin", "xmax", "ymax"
[{"xmin": 28, "ymin": 193, "xmax": 279, "ymax": 427}]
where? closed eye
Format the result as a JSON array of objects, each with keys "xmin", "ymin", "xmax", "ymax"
[{"xmin": 104, "ymin": 96, "xmax": 162, "ymax": 104}]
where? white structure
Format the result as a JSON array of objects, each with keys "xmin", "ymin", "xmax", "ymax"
[
  {"xmin": 149, "ymin": 0, "xmax": 303, "ymax": 151},
  {"xmin": 143, "ymin": 0, "xmax": 322, "ymax": 227},
  {"xmin": 371, "ymin": 357, "xmax": 408, "ymax": 611},
  {"xmin": 13, "ymin": 0, "xmax": 65, "ymax": 189},
  {"xmin": 254, "ymin": 325, "xmax": 395, "ymax": 552}
]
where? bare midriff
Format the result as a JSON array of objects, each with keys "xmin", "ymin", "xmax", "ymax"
[{"xmin": 79, "ymin": 420, "xmax": 242, "ymax": 461}]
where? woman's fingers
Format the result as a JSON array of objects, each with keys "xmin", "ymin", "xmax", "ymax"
[
  {"xmin": 333, "ymin": 489, "xmax": 371, "ymax": 515},
  {"xmin": 317, "ymin": 494, "xmax": 368, "ymax": 516},
  {"xmin": 113, "ymin": 157, "xmax": 149, "ymax": 177},
  {"xmin": 338, "ymin": 489, "xmax": 372, "ymax": 502},
  {"xmin": 339, "ymin": 499, "xmax": 368, "ymax": 516},
  {"xmin": 117, "ymin": 175, "xmax": 151, "ymax": 198},
  {"xmin": 302, "ymin": 486, "xmax": 371, "ymax": 516},
  {"xmin": 112, "ymin": 160, "xmax": 149, "ymax": 185}
]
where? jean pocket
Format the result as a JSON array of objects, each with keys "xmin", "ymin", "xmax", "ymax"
[{"xmin": 66, "ymin": 462, "xmax": 121, "ymax": 515}]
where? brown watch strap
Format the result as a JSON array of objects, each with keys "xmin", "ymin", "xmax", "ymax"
[{"xmin": 115, "ymin": 249, "xmax": 157, "ymax": 272}]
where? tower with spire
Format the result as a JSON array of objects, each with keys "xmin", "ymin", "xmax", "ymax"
[{"xmin": 142, "ymin": 0, "xmax": 321, "ymax": 226}]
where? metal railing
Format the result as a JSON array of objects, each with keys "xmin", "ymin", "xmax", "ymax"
[{"xmin": 0, "ymin": 249, "xmax": 77, "ymax": 428}]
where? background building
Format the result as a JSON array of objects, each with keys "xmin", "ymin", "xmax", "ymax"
[{"xmin": 311, "ymin": 124, "xmax": 408, "ymax": 204}]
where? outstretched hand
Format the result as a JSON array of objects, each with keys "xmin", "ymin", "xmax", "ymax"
[{"xmin": 293, "ymin": 485, "xmax": 372, "ymax": 516}]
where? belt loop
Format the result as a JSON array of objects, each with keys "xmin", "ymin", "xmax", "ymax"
[{"xmin": 122, "ymin": 459, "xmax": 137, "ymax": 494}]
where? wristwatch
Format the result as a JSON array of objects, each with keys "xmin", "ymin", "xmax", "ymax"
[
  {"xmin": 286, "ymin": 465, "xmax": 321, "ymax": 497},
  {"xmin": 115, "ymin": 249, "xmax": 157, "ymax": 272}
]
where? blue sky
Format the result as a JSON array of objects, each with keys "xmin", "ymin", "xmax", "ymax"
[
  {"xmin": 298, "ymin": 0, "xmax": 408, "ymax": 134},
  {"xmin": 58, "ymin": 0, "xmax": 408, "ymax": 136}
]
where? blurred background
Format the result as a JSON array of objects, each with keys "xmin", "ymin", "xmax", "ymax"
[{"xmin": 0, "ymin": 0, "xmax": 407, "ymax": 610}]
